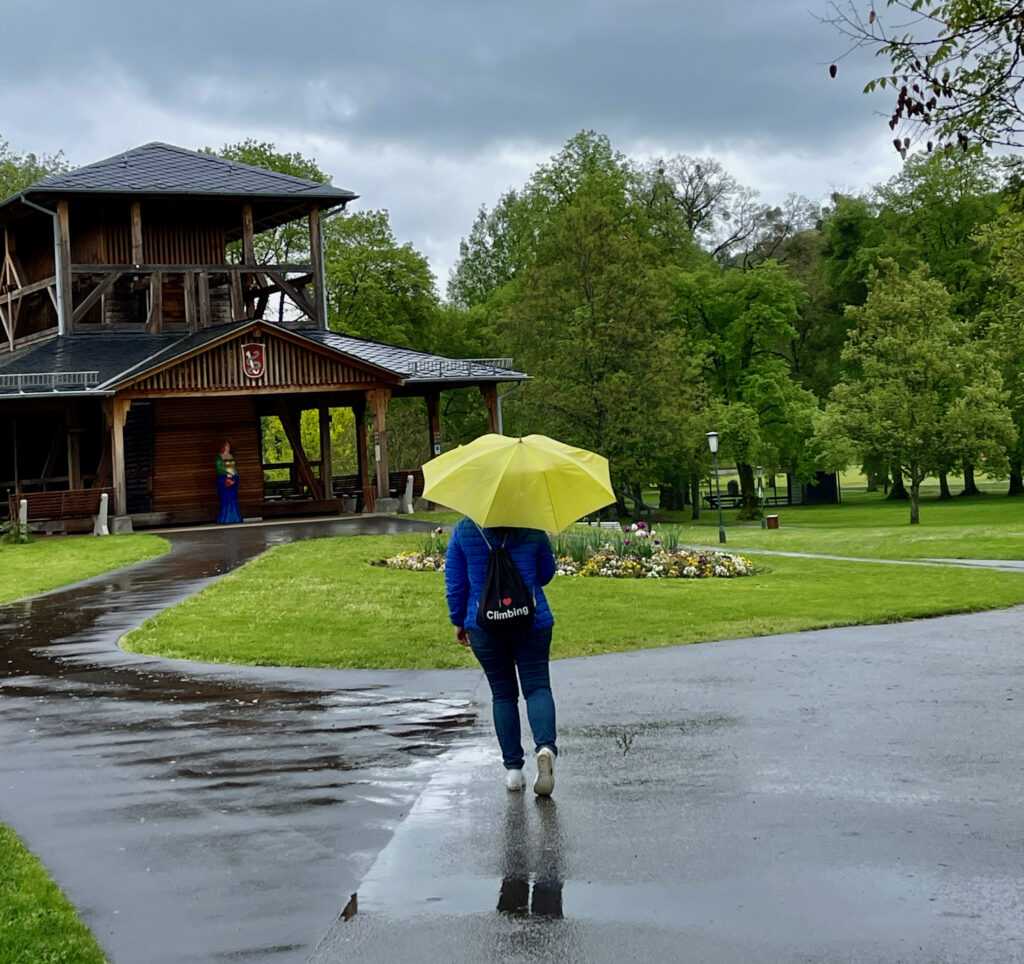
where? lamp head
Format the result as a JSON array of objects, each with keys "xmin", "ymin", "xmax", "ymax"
[
  {"xmin": 756, "ymin": 464, "xmax": 763, "ymax": 480},
  {"xmin": 706, "ymin": 431, "xmax": 719, "ymax": 454}
]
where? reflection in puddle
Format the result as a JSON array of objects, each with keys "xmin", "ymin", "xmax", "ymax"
[{"xmin": 497, "ymin": 796, "xmax": 563, "ymax": 919}]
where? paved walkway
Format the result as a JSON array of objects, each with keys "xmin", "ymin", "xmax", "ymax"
[{"xmin": 2, "ymin": 524, "xmax": 1022, "ymax": 962}]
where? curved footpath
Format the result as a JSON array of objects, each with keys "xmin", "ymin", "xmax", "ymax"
[{"xmin": 2, "ymin": 521, "xmax": 1022, "ymax": 963}]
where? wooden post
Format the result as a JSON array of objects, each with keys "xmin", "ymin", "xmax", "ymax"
[
  {"xmin": 273, "ymin": 400, "xmax": 323, "ymax": 500},
  {"xmin": 110, "ymin": 397, "xmax": 130, "ymax": 517},
  {"xmin": 146, "ymin": 272, "xmax": 163, "ymax": 333},
  {"xmin": 426, "ymin": 391, "xmax": 441, "ymax": 458},
  {"xmin": 66, "ymin": 405, "xmax": 82, "ymax": 490},
  {"xmin": 130, "ymin": 201, "xmax": 144, "ymax": 264},
  {"xmin": 308, "ymin": 206, "xmax": 326, "ymax": 329},
  {"xmin": 183, "ymin": 270, "xmax": 197, "ymax": 333},
  {"xmin": 354, "ymin": 397, "xmax": 369, "ymax": 509},
  {"xmin": 480, "ymin": 384, "xmax": 500, "ymax": 433},
  {"xmin": 367, "ymin": 388, "xmax": 391, "ymax": 498},
  {"xmin": 241, "ymin": 202, "xmax": 256, "ymax": 265},
  {"xmin": 56, "ymin": 200, "xmax": 73, "ymax": 335},
  {"xmin": 319, "ymin": 406, "xmax": 335, "ymax": 499},
  {"xmin": 242, "ymin": 203, "xmax": 256, "ymax": 318},
  {"xmin": 229, "ymin": 271, "xmax": 244, "ymax": 321},
  {"xmin": 198, "ymin": 271, "xmax": 212, "ymax": 328}
]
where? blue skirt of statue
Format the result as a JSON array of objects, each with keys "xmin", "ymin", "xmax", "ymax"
[{"xmin": 216, "ymin": 474, "xmax": 243, "ymax": 524}]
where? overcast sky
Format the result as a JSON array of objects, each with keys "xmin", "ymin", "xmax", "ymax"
[{"xmin": 1, "ymin": 0, "xmax": 901, "ymax": 290}]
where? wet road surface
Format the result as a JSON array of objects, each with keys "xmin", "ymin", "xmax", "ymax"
[
  {"xmin": 314, "ymin": 606, "xmax": 1024, "ymax": 964},
  {"xmin": 3, "ymin": 526, "xmax": 1023, "ymax": 963},
  {"xmin": 0, "ymin": 518, "xmax": 482, "ymax": 963}
]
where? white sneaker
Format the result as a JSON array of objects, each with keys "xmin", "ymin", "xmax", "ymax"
[
  {"xmin": 534, "ymin": 747, "xmax": 555, "ymax": 796},
  {"xmin": 506, "ymin": 768, "xmax": 526, "ymax": 791}
]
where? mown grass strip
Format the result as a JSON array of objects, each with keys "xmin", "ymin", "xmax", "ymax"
[
  {"xmin": 0, "ymin": 825, "xmax": 107, "ymax": 964},
  {"xmin": 0, "ymin": 535, "xmax": 170, "ymax": 605}
]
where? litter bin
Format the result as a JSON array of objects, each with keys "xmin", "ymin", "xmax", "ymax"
[{"xmin": 766, "ymin": 514, "xmax": 779, "ymax": 529}]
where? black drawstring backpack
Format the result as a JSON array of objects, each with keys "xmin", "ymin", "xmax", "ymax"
[{"xmin": 475, "ymin": 525, "xmax": 536, "ymax": 637}]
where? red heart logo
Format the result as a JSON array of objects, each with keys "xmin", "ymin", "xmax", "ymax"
[{"xmin": 502, "ymin": 597, "xmax": 512, "ymax": 606}]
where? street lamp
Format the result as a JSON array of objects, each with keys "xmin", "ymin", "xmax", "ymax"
[
  {"xmin": 706, "ymin": 431, "xmax": 726, "ymax": 544},
  {"xmin": 757, "ymin": 464, "xmax": 766, "ymax": 530}
]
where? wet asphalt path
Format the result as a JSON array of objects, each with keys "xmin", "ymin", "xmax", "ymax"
[
  {"xmin": 0, "ymin": 518, "xmax": 482, "ymax": 963},
  {"xmin": 314, "ymin": 606, "xmax": 1024, "ymax": 964}
]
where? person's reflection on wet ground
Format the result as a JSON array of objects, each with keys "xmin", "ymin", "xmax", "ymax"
[{"xmin": 497, "ymin": 794, "xmax": 563, "ymax": 919}]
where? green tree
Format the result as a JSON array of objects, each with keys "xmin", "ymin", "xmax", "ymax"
[
  {"xmin": 977, "ymin": 198, "xmax": 1024, "ymax": 494},
  {"xmin": 674, "ymin": 259, "xmax": 819, "ymax": 517},
  {"xmin": 0, "ymin": 136, "xmax": 66, "ymax": 201},
  {"xmin": 323, "ymin": 210, "xmax": 438, "ymax": 348},
  {"xmin": 815, "ymin": 261, "xmax": 1015, "ymax": 523}
]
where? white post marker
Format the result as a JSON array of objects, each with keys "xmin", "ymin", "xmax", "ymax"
[
  {"xmin": 93, "ymin": 492, "xmax": 110, "ymax": 536},
  {"xmin": 400, "ymin": 474, "xmax": 415, "ymax": 513}
]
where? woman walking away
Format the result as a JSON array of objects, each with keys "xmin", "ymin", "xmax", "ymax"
[{"xmin": 445, "ymin": 518, "xmax": 558, "ymax": 795}]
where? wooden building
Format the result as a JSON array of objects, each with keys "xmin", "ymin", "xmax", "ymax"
[{"xmin": 0, "ymin": 143, "xmax": 525, "ymax": 528}]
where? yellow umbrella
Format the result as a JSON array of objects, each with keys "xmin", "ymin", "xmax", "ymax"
[{"xmin": 421, "ymin": 434, "xmax": 614, "ymax": 532}]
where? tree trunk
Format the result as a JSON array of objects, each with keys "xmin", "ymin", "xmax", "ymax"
[
  {"xmin": 886, "ymin": 465, "xmax": 909, "ymax": 501},
  {"xmin": 938, "ymin": 472, "xmax": 952, "ymax": 500},
  {"xmin": 909, "ymin": 478, "xmax": 921, "ymax": 524},
  {"xmin": 658, "ymin": 478, "xmax": 687, "ymax": 512},
  {"xmin": 961, "ymin": 461, "xmax": 982, "ymax": 496},
  {"xmin": 736, "ymin": 462, "xmax": 759, "ymax": 520},
  {"xmin": 690, "ymin": 476, "xmax": 702, "ymax": 521},
  {"xmin": 1009, "ymin": 460, "xmax": 1024, "ymax": 496}
]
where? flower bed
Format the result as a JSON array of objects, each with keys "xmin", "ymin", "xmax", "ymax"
[{"xmin": 379, "ymin": 523, "xmax": 755, "ymax": 579}]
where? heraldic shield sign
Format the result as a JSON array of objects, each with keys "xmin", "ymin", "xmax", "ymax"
[{"xmin": 241, "ymin": 343, "xmax": 266, "ymax": 379}]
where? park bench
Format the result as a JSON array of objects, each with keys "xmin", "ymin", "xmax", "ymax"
[
  {"xmin": 387, "ymin": 469, "xmax": 424, "ymax": 500},
  {"xmin": 7, "ymin": 488, "xmax": 111, "ymax": 534}
]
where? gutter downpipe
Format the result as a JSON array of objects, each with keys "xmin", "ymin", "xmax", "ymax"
[
  {"xmin": 496, "ymin": 381, "xmax": 524, "ymax": 436},
  {"xmin": 19, "ymin": 196, "xmax": 66, "ymax": 336},
  {"xmin": 318, "ymin": 202, "xmax": 350, "ymax": 331}
]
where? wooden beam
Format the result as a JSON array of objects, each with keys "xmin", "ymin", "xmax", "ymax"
[
  {"xmin": 66, "ymin": 405, "xmax": 82, "ymax": 490},
  {"xmin": 130, "ymin": 201, "xmax": 144, "ymax": 264},
  {"xmin": 229, "ymin": 271, "xmax": 244, "ymax": 321},
  {"xmin": 71, "ymin": 262, "xmax": 314, "ymax": 273},
  {"xmin": 2, "ymin": 275, "xmax": 58, "ymax": 299},
  {"xmin": 264, "ymin": 269, "xmax": 316, "ymax": 319},
  {"xmin": 146, "ymin": 272, "xmax": 163, "ymax": 333},
  {"xmin": 367, "ymin": 388, "xmax": 391, "ymax": 498},
  {"xmin": 426, "ymin": 390, "xmax": 441, "ymax": 458},
  {"xmin": 354, "ymin": 397, "xmax": 369, "ymax": 506},
  {"xmin": 198, "ymin": 271, "xmax": 211, "ymax": 328},
  {"xmin": 183, "ymin": 270, "xmax": 197, "ymax": 333},
  {"xmin": 72, "ymin": 271, "xmax": 121, "ymax": 326},
  {"xmin": 242, "ymin": 203, "xmax": 256, "ymax": 265},
  {"xmin": 480, "ymin": 384, "xmax": 500, "ymax": 433},
  {"xmin": 319, "ymin": 407, "xmax": 335, "ymax": 499},
  {"xmin": 40, "ymin": 413, "xmax": 66, "ymax": 485},
  {"xmin": 56, "ymin": 200, "xmax": 73, "ymax": 335},
  {"xmin": 308, "ymin": 207, "xmax": 326, "ymax": 329},
  {"xmin": 109, "ymin": 397, "xmax": 130, "ymax": 516},
  {"xmin": 273, "ymin": 399, "xmax": 323, "ymax": 500}
]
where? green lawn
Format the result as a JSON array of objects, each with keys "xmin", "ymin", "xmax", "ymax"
[
  {"xmin": 0, "ymin": 534, "xmax": 170, "ymax": 605},
  {"xmin": 122, "ymin": 529, "xmax": 1024, "ymax": 669},
  {"xmin": 660, "ymin": 491, "xmax": 1024, "ymax": 561},
  {"xmin": 0, "ymin": 825, "xmax": 107, "ymax": 964}
]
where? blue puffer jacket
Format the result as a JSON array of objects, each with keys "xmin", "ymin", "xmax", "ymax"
[{"xmin": 445, "ymin": 518, "xmax": 557, "ymax": 632}]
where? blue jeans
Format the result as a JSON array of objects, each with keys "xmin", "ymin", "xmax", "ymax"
[{"xmin": 467, "ymin": 626, "xmax": 557, "ymax": 770}]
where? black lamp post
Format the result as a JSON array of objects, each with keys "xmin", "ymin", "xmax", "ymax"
[
  {"xmin": 757, "ymin": 464, "xmax": 766, "ymax": 530},
  {"xmin": 706, "ymin": 431, "xmax": 726, "ymax": 544}
]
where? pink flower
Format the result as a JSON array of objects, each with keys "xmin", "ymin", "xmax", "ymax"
[
  {"xmin": 623, "ymin": 539, "xmax": 631, "ymax": 546},
  {"xmin": 637, "ymin": 521, "xmax": 647, "ymax": 530}
]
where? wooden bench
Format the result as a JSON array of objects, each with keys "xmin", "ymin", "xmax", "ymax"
[
  {"xmin": 8, "ymin": 488, "xmax": 111, "ymax": 533},
  {"xmin": 387, "ymin": 469, "xmax": 425, "ymax": 499}
]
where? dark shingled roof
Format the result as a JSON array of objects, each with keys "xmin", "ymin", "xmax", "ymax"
[
  {"xmin": 0, "ymin": 323, "xmax": 527, "ymax": 398},
  {"xmin": 11, "ymin": 142, "xmax": 357, "ymax": 205},
  {"xmin": 0, "ymin": 332, "xmax": 183, "ymax": 394}
]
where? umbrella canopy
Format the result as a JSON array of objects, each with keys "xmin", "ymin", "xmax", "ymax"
[{"xmin": 421, "ymin": 434, "xmax": 614, "ymax": 532}]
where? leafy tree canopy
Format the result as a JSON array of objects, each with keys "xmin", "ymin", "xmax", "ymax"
[
  {"xmin": 815, "ymin": 260, "xmax": 1015, "ymax": 522},
  {"xmin": 0, "ymin": 136, "xmax": 67, "ymax": 202}
]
